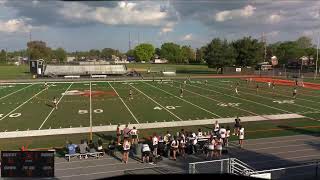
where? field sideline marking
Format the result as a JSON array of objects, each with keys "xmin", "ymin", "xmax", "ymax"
[
  {"xmin": 144, "ymin": 82, "xmax": 222, "ymax": 118},
  {"xmin": 210, "ymin": 80, "xmax": 320, "ymax": 112},
  {"xmin": 0, "ymin": 84, "xmax": 34, "ymax": 101},
  {"xmin": 39, "ymin": 83, "xmax": 74, "ymax": 130},
  {"xmin": 0, "ymin": 85, "xmax": 50, "ymax": 121},
  {"xmin": 128, "ymin": 83, "xmax": 183, "ymax": 121},
  {"xmin": 108, "ymin": 82, "xmax": 139, "ymax": 124},
  {"xmin": 165, "ymin": 83, "xmax": 264, "ymax": 118},
  {"xmin": 178, "ymin": 81, "xmax": 292, "ymax": 114}
]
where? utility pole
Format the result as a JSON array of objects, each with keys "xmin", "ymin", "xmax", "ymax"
[
  {"xmin": 315, "ymin": 34, "xmax": 319, "ymax": 79},
  {"xmin": 5, "ymin": 48, "xmax": 7, "ymax": 64},
  {"xmin": 128, "ymin": 32, "xmax": 131, "ymax": 50},
  {"xmin": 261, "ymin": 32, "xmax": 267, "ymax": 62}
]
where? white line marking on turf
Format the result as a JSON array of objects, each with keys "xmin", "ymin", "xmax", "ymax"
[
  {"xmin": 165, "ymin": 83, "xmax": 261, "ymax": 117},
  {"xmin": 108, "ymin": 82, "xmax": 139, "ymax": 124},
  {"xmin": 39, "ymin": 83, "xmax": 74, "ymax": 130},
  {"xmin": 178, "ymin": 81, "xmax": 292, "ymax": 114},
  {"xmin": 0, "ymin": 84, "xmax": 34, "ymax": 101},
  {"xmin": 211, "ymin": 81, "xmax": 320, "ymax": 112},
  {"xmin": 144, "ymin": 82, "xmax": 222, "ymax": 118},
  {"xmin": 0, "ymin": 85, "xmax": 49, "ymax": 121},
  {"xmin": 128, "ymin": 83, "xmax": 183, "ymax": 121}
]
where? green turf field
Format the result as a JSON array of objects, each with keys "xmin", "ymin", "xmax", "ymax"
[{"xmin": 0, "ymin": 78, "xmax": 320, "ymax": 133}]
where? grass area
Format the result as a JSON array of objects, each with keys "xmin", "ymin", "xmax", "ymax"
[
  {"xmin": 0, "ymin": 64, "xmax": 31, "ymax": 80},
  {"xmin": 0, "ymin": 78, "xmax": 320, "ymax": 151}
]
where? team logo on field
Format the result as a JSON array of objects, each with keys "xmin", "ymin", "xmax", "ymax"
[
  {"xmin": 62, "ymin": 90, "xmax": 116, "ymax": 97},
  {"xmin": 217, "ymin": 103, "xmax": 241, "ymax": 107},
  {"xmin": 273, "ymin": 100, "xmax": 295, "ymax": 104}
]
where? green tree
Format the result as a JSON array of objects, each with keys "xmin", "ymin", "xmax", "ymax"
[
  {"xmin": 160, "ymin": 42, "xmax": 183, "ymax": 63},
  {"xmin": 195, "ymin": 47, "xmax": 205, "ymax": 64},
  {"xmin": 27, "ymin": 41, "xmax": 52, "ymax": 61},
  {"xmin": 52, "ymin": 48, "xmax": 67, "ymax": 63},
  {"xmin": 155, "ymin": 48, "xmax": 161, "ymax": 57},
  {"xmin": 296, "ymin": 36, "xmax": 313, "ymax": 49},
  {"xmin": 181, "ymin": 45, "xmax": 195, "ymax": 63},
  {"xmin": 204, "ymin": 38, "xmax": 235, "ymax": 68},
  {"xmin": 101, "ymin": 48, "xmax": 121, "ymax": 59},
  {"xmin": 133, "ymin": 43, "xmax": 155, "ymax": 62},
  {"xmin": 88, "ymin": 49, "xmax": 100, "ymax": 59},
  {"xmin": 232, "ymin": 37, "xmax": 264, "ymax": 66},
  {"xmin": 0, "ymin": 49, "xmax": 6, "ymax": 63}
]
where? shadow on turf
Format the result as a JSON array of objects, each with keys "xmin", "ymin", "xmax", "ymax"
[{"xmin": 277, "ymin": 125, "xmax": 320, "ymax": 137}]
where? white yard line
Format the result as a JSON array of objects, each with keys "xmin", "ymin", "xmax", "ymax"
[
  {"xmin": 108, "ymin": 82, "xmax": 139, "ymax": 124},
  {"xmin": 178, "ymin": 81, "xmax": 292, "ymax": 114},
  {"xmin": 210, "ymin": 80, "xmax": 320, "ymax": 112},
  {"xmin": 128, "ymin": 83, "xmax": 183, "ymax": 121},
  {"xmin": 164, "ymin": 83, "xmax": 261, "ymax": 117},
  {"xmin": 143, "ymin": 82, "xmax": 222, "ymax": 118},
  {"xmin": 38, "ymin": 83, "xmax": 74, "ymax": 130},
  {"xmin": 0, "ymin": 85, "xmax": 49, "ymax": 121},
  {"xmin": 0, "ymin": 84, "xmax": 34, "ymax": 101}
]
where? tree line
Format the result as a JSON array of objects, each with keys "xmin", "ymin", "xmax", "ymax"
[{"xmin": 0, "ymin": 36, "xmax": 317, "ymax": 68}]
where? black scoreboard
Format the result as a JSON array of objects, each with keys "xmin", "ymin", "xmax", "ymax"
[{"xmin": 1, "ymin": 151, "xmax": 54, "ymax": 177}]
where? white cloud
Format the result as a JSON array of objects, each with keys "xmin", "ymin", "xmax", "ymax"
[
  {"xmin": 159, "ymin": 22, "xmax": 176, "ymax": 35},
  {"xmin": 302, "ymin": 30, "xmax": 314, "ymax": 37},
  {"xmin": 215, "ymin": 5, "xmax": 256, "ymax": 22},
  {"xmin": 266, "ymin": 31, "xmax": 279, "ymax": 38},
  {"xmin": 267, "ymin": 14, "xmax": 282, "ymax": 24},
  {"xmin": 32, "ymin": 0, "xmax": 39, "ymax": 6},
  {"xmin": 0, "ymin": 0, "xmax": 7, "ymax": 5},
  {"xmin": 58, "ymin": 1, "xmax": 169, "ymax": 26},
  {"xmin": 0, "ymin": 18, "xmax": 45, "ymax": 33},
  {"xmin": 181, "ymin": 33, "xmax": 193, "ymax": 41}
]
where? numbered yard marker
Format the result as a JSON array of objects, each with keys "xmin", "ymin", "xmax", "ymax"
[
  {"xmin": 217, "ymin": 103, "xmax": 241, "ymax": 107},
  {"xmin": 94, "ymin": 109, "xmax": 103, "ymax": 113},
  {"xmin": 153, "ymin": 106, "xmax": 181, "ymax": 110},
  {"xmin": 9, "ymin": 113, "xmax": 21, "ymax": 118},
  {"xmin": 78, "ymin": 109, "xmax": 104, "ymax": 114},
  {"xmin": 273, "ymin": 100, "xmax": 295, "ymax": 104},
  {"xmin": 0, "ymin": 113, "xmax": 22, "ymax": 118}
]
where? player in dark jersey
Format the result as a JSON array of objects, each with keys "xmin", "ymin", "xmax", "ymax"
[
  {"xmin": 180, "ymin": 86, "xmax": 184, "ymax": 98},
  {"xmin": 256, "ymin": 84, "xmax": 259, "ymax": 94},
  {"xmin": 53, "ymin": 97, "xmax": 58, "ymax": 109},
  {"xmin": 129, "ymin": 89, "xmax": 133, "ymax": 100},
  {"xmin": 293, "ymin": 87, "xmax": 297, "ymax": 99}
]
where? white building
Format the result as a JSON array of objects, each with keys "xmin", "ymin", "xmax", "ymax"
[{"xmin": 67, "ymin": 56, "xmax": 76, "ymax": 62}]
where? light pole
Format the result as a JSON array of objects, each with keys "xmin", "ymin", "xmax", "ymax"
[{"xmin": 315, "ymin": 34, "xmax": 319, "ymax": 79}]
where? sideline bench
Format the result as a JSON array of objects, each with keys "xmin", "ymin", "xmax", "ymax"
[
  {"xmin": 65, "ymin": 151, "xmax": 104, "ymax": 162},
  {"xmin": 91, "ymin": 75, "xmax": 107, "ymax": 78},
  {"xmin": 64, "ymin": 75, "xmax": 80, "ymax": 79}
]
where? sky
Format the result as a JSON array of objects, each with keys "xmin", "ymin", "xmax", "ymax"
[{"xmin": 0, "ymin": 0, "xmax": 319, "ymax": 52}]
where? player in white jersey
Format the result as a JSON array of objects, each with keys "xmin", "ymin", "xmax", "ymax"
[
  {"xmin": 152, "ymin": 133, "xmax": 159, "ymax": 157},
  {"xmin": 238, "ymin": 126, "xmax": 245, "ymax": 148},
  {"xmin": 130, "ymin": 126, "xmax": 138, "ymax": 144},
  {"xmin": 235, "ymin": 86, "xmax": 239, "ymax": 95},
  {"xmin": 226, "ymin": 126, "xmax": 231, "ymax": 147},
  {"xmin": 219, "ymin": 126, "xmax": 227, "ymax": 146},
  {"xmin": 44, "ymin": 82, "xmax": 48, "ymax": 90}
]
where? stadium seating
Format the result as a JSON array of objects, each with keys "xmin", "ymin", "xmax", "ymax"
[{"xmin": 43, "ymin": 65, "xmax": 127, "ymax": 76}]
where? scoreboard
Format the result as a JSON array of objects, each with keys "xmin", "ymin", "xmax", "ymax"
[{"xmin": 1, "ymin": 151, "xmax": 54, "ymax": 177}]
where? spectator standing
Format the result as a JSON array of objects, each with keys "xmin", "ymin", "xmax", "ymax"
[
  {"xmin": 164, "ymin": 131, "xmax": 171, "ymax": 158},
  {"xmin": 123, "ymin": 124, "xmax": 131, "ymax": 141},
  {"xmin": 197, "ymin": 128, "xmax": 203, "ymax": 137},
  {"xmin": 97, "ymin": 138, "xmax": 104, "ymax": 154},
  {"xmin": 122, "ymin": 139, "xmax": 131, "ymax": 164},
  {"xmin": 213, "ymin": 121, "xmax": 220, "ymax": 136},
  {"xmin": 152, "ymin": 133, "xmax": 159, "ymax": 157},
  {"xmin": 191, "ymin": 132, "xmax": 198, "ymax": 154},
  {"xmin": 170, "ymin": 136, "xmax": 179, "ymax": 161},
  {"xmin": 226, "ymin": 126, "xmax": 231, "ymax": 148},
  {"xmin": 206, "ymin": 137, "xmax": 215, "ymax": 160},
  {"xmin": 116, "ymin": 124, "xmax": 121, "ymax": 145},
  {"xmin": 233, "ymin": 116, "xmax": 241, "ymax": 136},
  {"xmin": 158, "ymin": 136, "xmax": 165, "ymax": 157},
  {"xmin": 219, "ymin": 126, "xmax": 227, "ymax": 146},
  {"xmin": 179, "ymin": 136, "xmax": 186, "ymax": 159},
  {"xmin": 239, "ymin": 126, "xmax": 245, "ymax": 148},
  {"xmin": 216, "ymin": 137, "xmax": 223, "ymax": 158},
  {"xmin": 108, "ymin": 140, "xmax": 116, "ymax": 156},
  {"xmin": 130, "ymin": 126, "xmax": 139, "ymax": 144}
]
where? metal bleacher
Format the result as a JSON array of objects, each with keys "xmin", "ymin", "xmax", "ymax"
[{"xmin": 43, "ymin": 64, "xmax": 127, "ymax": 76}]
